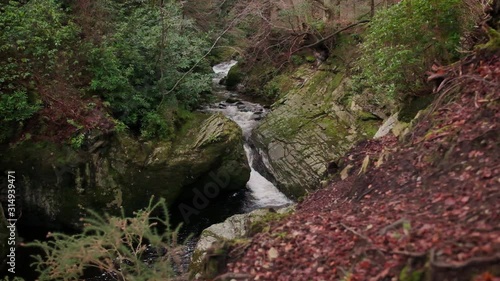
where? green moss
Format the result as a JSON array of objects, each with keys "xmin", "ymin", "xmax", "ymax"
[
  {"xmin": 399, "ymin": 265, "xmax": 424, "ymax": 281},
  {"xmin": 1, "ymin": 113, "xmax": 249, "ymax": 229},
  {"xmin": 241, "ymin": 61, "xmax": 279, "ymax": 99},
  {"xmin": 226, "ymin": 64, "xmax": 243, "ymax": 89},
  {"xmin": 357, "ymin": 111, "xmax": 380, "ymax": 121},
  {"xmin": 305, "ymin": 55, "xmax": 316, "ymax": 63},
  {"xmin": 249, "ymin": 211, "xmax": 291, "ymax": 235},
  {"xmin": 357, "ymin": 119, "xmax": 381, "ymax": 138},
  {"xmin": 475, "ymin": 27, "xmax": 500, "ymax": 52},
  {"xmin": 264, "ymin": 73, "xmax": 296, "ymax": 100}
]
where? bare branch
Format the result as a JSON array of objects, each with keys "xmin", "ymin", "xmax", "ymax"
[{"xmin": 291, "ymin": 20, "xmax": 370, "ymax": 55}]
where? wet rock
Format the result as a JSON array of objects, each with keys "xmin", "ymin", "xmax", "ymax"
[
  {"xmin": 252, "ymin": 66, "xmax": 380, "ymax": 198},
  {"xmin": 374, "ymin": 113, "xmax": 398, "ymax": 139},
  {"xmin": 0, "ymin": 114, "xmax": 250, "ymax": 229},
  {"xmin": 218, "ymin": 103, "xmax": 227, "ymax": 109},
  {"xmin": 225, "ymin": 97, "xmax": 240, "ymax": 104},
  {"xmin": 218, "ymin": 77, "xmax": 226, "ymax": 85},
  {"xmin": 190, "ymin": 205, "xmax": 295, "ymax": 276},
  {"xmin": 251, "ymin": 113, "xmax": 263, "ymax": 121},
  {"xmin": 237, "ymin": 104, "xmax": 249, "ymax": 111}
]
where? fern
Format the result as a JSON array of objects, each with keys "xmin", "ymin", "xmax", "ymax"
[{"xmin": 28, "ymin": 196, "xmax": 185, "ymax": 281}]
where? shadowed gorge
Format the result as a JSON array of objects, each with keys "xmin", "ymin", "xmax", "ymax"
[{"xmin": 0, "ymin": 0, "xmax": 499, "ymax": 280}]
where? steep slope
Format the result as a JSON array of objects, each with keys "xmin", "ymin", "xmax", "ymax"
[
  {"xmin": 252, "ymin": 35, "xmax": 381, "ymax": 199},
  {"xmin": 222, "ymin": 51, "xmax": 500, "ymax": 280}
]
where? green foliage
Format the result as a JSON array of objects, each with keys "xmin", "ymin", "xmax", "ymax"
[
  {"xmin": 399, "ymin": 265, "xmax": 424, "ymax": 281},
  {"xmin": 0, "ymin": 0, "xmax": 78, "ymax": 91},
  {"xmin": 88, "ymin": 1, "xmax": 211, "ymax": 138},
  {"xmin": 0, "ymin": 90, "xmax": 40, "ymax": 142},
  {"xmin": 140, "ymin": 111, "xmax": 172, "ymax": 140},
  {"xmin": 28, "ymin": 197, "xmax": 184, "ymax": 281},
  {"xmin": 0, "ymin": 0, "xmax": 76, "ymax": 142},
  {"xmin": 70, "ymin": 133, "xmax": 85, "ymax": 149},
  {"xmin": 0, "ymin": 0, "xmax": 213, "ymax": 142},
  {"xmin": 0, "ymin": 90, "xmax": 40, "ymax": 122},
  {"xmin": 352, "ymin": 0, "xmax": 475, "ymax": 107}
]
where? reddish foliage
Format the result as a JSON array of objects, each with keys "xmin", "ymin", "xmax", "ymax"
[
  {"xmin": 222, "ymin": 54, "xmax": 500, "ymax": 280},
  {"xmin": 22, "ymin": 77, "xmax": 114, "ymax": 144}
]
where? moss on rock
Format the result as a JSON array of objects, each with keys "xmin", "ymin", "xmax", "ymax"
[
  {"xmin": 225, "ymin": 64, "xmax": 243, "ymax": 90},
  {"xmin": 252, "ymin": 61, "xmax": 380, "ymax": 198},
  {"xmin": 0, "ymin": 113, "xmax": 250, "ymax": 229}
]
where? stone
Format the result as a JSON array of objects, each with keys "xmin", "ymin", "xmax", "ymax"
[
  {"xmin": 0, "ymin": 113, "xmax": 250, "ymax": 229},
  {"xmin": 226, "ymin": 97, "xmax": 240, "ymax": 104},
  {"xmin": 190, "ymin": 205, "xmax": 295, "ymax": 275},
  {"xmin": 374, "ymin": 113, "xmax": 399, "ymax": 139},
  {"xmin": 252, "ymin": 65, "xmax": 379, "ymax": 198}
]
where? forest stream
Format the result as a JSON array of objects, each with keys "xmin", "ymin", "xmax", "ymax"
[{"xmin": 8, "ymin": 61, "xmax": 292, "ymax": 280}]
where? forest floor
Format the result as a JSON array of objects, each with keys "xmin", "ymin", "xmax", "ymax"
[{"xmin": 220, "ymin": 52, "xmax": 500, "ymax": 280}]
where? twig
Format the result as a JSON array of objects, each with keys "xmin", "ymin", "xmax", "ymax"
[
  {"xmin": 157, "ymin": 6, "xmax": 249, "ymax": 109},
  {"xmin": 290, "ymin": 20, "xmax": 370, "ymax": 55},
  {"xmin": 214, "ymin": 273, "xmax": 253, "ymax": 281},
  {"xmin": 391, "ymin": 250, "xmax": 427, "ymax": 258},
  {"xmin": 431, "ymin": 252, "xmax": 500, "ymax": 270},
  {"xmin": 356, "ymin": 185, "xmax": 376, "ymax": 201},
  {"xmin": 379, "ymin": 218, "xmax": 409, "ymax": 235},
  {"xmin": 340, "ymin": 222, "xmax": 372, "ymax": 242}
]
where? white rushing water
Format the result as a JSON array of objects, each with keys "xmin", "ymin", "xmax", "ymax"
[{"xmin": 210, "ymin": 61, "xmax": 292, "ymax": 209}]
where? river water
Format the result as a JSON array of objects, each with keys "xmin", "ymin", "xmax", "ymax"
[
  {"xmin": 171, "ymin": 61, "xmax": 291, "ymax": 235},
  {"xmin": 3, "ymin": 61, "xmax": 291, "ymax": 280},
  {"xmin": 210, "ymin": 60, "xmax": 291, "ymax": 210},
  {"xmin": 171, "ymin": 61, "xmax": 292, "ymax": 272}
]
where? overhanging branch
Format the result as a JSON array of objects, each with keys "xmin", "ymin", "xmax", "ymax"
[{"xmin": 291, "ymin": 20, "xmax": 370, "ymax": 55}]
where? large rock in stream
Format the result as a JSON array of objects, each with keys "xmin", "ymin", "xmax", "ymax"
[
  {"xmin": 0, "ymin": 113, "xmax": 250, "ymax": 229},
  {"xmin": 252, "ymin": 63, "xmax": 381, "ymax": 199},
  {"xmin": 190, "ymin": 205, "xmax": 295, "ymax": 279}
]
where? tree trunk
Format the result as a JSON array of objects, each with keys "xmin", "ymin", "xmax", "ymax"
[
  {"xmin": 336, "ymin": 0, "xmax": 340, "ymax": 19},
  {"xmin": 370, "ymin": 0, "xmax": 375, "ymax": 17},
  {"xmin": 352, "ymin": 0, "xmax": 356, "ymax": 19}
]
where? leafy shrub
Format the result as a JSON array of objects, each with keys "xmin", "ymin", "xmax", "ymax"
[
  {"xmin": 29, "ymin": 197, "xmax": 184, "ymax": 281},
  {"xmin": 0, "ymin": 91, "xmax": 40, "ymax": 142},
  {"xmin": 0, "ymin": 91, "xmax": 40, "ymax": 122},
  {"xmin": 0, "ymin": 0, "xmax": 79, "ymax": 92},
  {"xmin": 352, "ymin": 0, "xmax": 477, "ymax": 108},
  {"xmin": 140, "ymin": 111, "xmax": 172, "ymax": 140},
  {"xmin": 87, "ymin": 1, "xmax": 211, "ymax": 139}
]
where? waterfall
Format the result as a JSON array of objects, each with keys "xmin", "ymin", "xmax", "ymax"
[{"xmin": 209, "ymin": 61, "xmax": 292, "ymax": 210}]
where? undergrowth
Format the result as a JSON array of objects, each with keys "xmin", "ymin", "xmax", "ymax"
[
  {"xmin": 28, "ymin": 196, "xmax": 185, "ymax": 281},
  {"xmin": 350, "ymin": 0, "xmax": 482, "ymax": 110}
]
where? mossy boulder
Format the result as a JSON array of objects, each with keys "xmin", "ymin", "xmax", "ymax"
[
  {"xmin": 0, "ymin": 113, "xmax": 250, "ymax": 229},
  {"xmin": 225, "ymin": 63, "xmax": 243, "ymax": 90},
  {"xmin": 252, "ymin": 62, "xmax": 381, "ymax": 198},
  {"xmin": 190, "ymin": 205, "xmax": 295, "ymax": 278}
]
